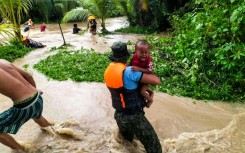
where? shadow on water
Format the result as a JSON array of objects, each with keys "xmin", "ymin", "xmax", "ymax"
[{"xmin": 0, "ymin": 17, "xmax": 245, "ymax": 153}]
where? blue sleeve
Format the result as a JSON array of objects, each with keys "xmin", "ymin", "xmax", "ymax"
[
  {"xmin": 130, "ymin": 70, "xmax": 143, "ymax": 82},
  {"xmin": 123, "ymin": 66, "xmax": 143, "ymax": 90}
]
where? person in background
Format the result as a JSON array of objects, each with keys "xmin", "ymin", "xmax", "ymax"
[
  {"xmin": 104, "ymin": 41, "xmax": 162, "ymax": 153},
  {"xmin": 87, "ymin": 15, "xmax": 97, "ymax": 35},
  {"xmin": 23, "ymin": 19, "xmax": 34, "ymax": 32},
  {"xmin": 21, "ymin": 35, "xmax": 46, "ymax": 48},
  {"xmin": 40, "ymin": 23, "xmax": 46, "ymax": 32},
  {"xmin": 0, "ymin": 59, "xmax": 53, "ymax": 152},
  {"xmin": 73, "ymin": 23, "xmax": 81, "ymax": 34},
  {"xmin": 26, "ymin": 19, "xmax": 35, "ymax": 29}
]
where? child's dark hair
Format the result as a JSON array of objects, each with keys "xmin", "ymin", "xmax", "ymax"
[
  {"xmin": 135, "ymin": 40, "xmax": 150, "ymax": 49},
  {"xmin": 73, "ymin": 24, "xmax": 77, "ymax": 27}
]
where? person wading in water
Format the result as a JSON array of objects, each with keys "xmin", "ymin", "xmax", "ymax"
[
  {"xmin": 87, "ymin": 15, "xmax": 97, "ymax": 35},
  {"xmin": 0, "ymin": 59, "xmax": 53, "ymax": 151},
  {"xmin": 104, "ymin": 42, "xmax": 162, "ymax": 153}
]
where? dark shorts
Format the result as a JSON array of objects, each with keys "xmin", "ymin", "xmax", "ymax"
[
  {"xmin": 0, "ymin": 93, "xmax": 43, "ymax": 134},
  {"xmin": 23, "ymin": 25, "xmax": 30, "ymax": 32},
  {"xmin": 90, "ymin": 27, "xmax": 96, "ymax": 32}
]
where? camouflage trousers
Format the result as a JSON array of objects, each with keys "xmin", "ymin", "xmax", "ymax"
[{"xmin": 114, "ymin": 111, "xmax": 162, "ymax": 153}]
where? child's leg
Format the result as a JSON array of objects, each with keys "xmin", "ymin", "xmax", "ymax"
[
  {"xmin": 146, "ymin": 88, "xmax": 154, "ymax": 100},
  {"xmin": 140, "ymin": 84, "xmax": 153, "ymax": 103},
  {"xmin": 146, "ymin": 89, "xmax": 154, "ymax": 108}
]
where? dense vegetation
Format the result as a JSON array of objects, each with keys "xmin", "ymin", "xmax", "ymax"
[
  {"xmin": 1, "ymin": 0, "xmax": 189, "ymax": 32},
  {"xmin": 0, "ymin": 0, "xmax": 244, "ymax": 101},
  {"xmin": 146, "ymin": 0, "xmax": 245, "ymax": 101},
  {"xmin": 0, "ymin": 41, "xmax": 32, "ymax": 62},
  {"xmin": 34, "ymin": 48, "xmax": 109, "ymax": 82},
  {"xmin": 115, "ymin": 26, "xmax": 156, "ymax": 34},
  {"xmin": 115, "ymin": 0, "xmax": 190, "ymax": 32},
  {"xmin": 0, "ymin": 0, "xmax": 189, "ymax": 39},
  {"xmin": 26, "ymin": 0, "xmax": 123, "ymax": 23},
  {"xmin": 34, "ymin": 0, "xmax": 244, "ymax": 102},
  {"xmin": 24, "ymin": 0, "xmax": 80, "ymax": 23},
  {"xmin": 0, "ymin": 0, "xmax": 32, "ymax": 39}
]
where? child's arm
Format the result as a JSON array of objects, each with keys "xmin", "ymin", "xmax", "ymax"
[
  {"xmin": 146, "ymin": 57, "xmax": 154, "ymax": 73},
  {"xmin": 131, "ymin": 66, "xmax": 152, "ymax": 73}
]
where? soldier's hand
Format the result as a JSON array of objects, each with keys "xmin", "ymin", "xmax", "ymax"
[{"xmin": 131, "ymin": 66, "xmax": 140, "ymax": 71}]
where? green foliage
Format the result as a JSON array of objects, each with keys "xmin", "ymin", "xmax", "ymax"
[
  {"xmin": 34, "ymin": 0, "xmax": 244, "ymax": 102},
  {"xmin": 0, "ymin": 42, "xmax": 32, "ymax": 62},
  {"xmin": 34, "ymin": 48, "xmax": 110, "ymax": 82},
  {"xmin": 28, "ymin": 0, "xmax": 122, "ymax": 23},
  {"xmin": 26, "ymin": 0, "xmax": 80, "ymax": 23},
  {"xmin": 0, "ymin": 23, "xmax": 14, "ymax": 41},
  {"xmin": 63, "ymin": 0, "xmax": 117, "ymax": 32},
  {"xmin": 28, "ymin": 0, "xmax": 52, "ymax": 23},
  {"xmin": 115, "ymin": 0, "xmax": 190, "ymax": 31},
  {"xmin": 115, "ymin": 26, "xmax": 156, "ymax": 34},
  {"xmin": 81, "ymin": 0, "xmax": 113, "ymax": 19},
  {"xmin": 145, "ymin": 0, "xmax": 245, "ymax": 101},
  {"xmin": 0, "ymin": 0, "xmax": 32, "ymax": 39},
  {"xmin": 62, "ymin": 8, "xmax": 89, "ymax": 23},
  {"xmin": 107, "ymin": 3, "xmax": 124, "ymax": 17}
]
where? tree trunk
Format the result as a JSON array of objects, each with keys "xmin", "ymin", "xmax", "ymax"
[
  {"xmin": 14, "ymin": 26, "xmax": 21, "ymax": 40},
  {"xmin": 101, "ymin": 17, "xmax": 105, "ymax": 29},
  {"xmin": 51, "ymin": 0, "xmax": 66, "ymax": 45},
  {"xmin": 101, "ymin": 16, "xmax": 107, "ymax": 33},
  {"xmin": 139, "ymin": 10, "xmax": 143, "ymax": 26}
]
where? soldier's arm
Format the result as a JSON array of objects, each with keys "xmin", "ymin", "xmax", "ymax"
[{"xmin": 140, "ymin": 73, "xmax": 160, "ymax": 86}]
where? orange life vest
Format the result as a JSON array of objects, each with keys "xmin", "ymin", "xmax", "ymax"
[
  {"xmin": 104, "ymin": 63, "xmax": 146, "ymax": 112},
  {"xmin": 104, "ymin": 63, "xmax": 125, "ymax": 88}
]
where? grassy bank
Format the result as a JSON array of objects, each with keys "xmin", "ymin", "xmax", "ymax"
[
  {"xmin": 34, "ymin": 43, "xmax": 244, "ymax": 102},
  {"xmin": 0, "ymin": 41, "xmax": 33, "ymax": 62},
  {"xmin": 34, "ymin": 48, "xmax": 110, "ymax": 82},
  {"xmin": 115, "ymin": 26, "xmax": 156, "ymax": 34}
]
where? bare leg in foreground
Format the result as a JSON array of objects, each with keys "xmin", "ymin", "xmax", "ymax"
[{"xmin": 0, "ymin": 116, "xmax": 52, "ymax": 151}]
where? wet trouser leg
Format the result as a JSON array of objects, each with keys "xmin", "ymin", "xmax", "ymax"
[
  {"xmin": 114, "ymin": 112, "xmax": 134, "ymax": 142},
  {"xmin": 114, "ymin": 111, "xmax": 162, "ymax": 153}
]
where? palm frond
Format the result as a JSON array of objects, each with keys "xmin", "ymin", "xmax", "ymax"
[
  {"xmin": 62, "ymin": 8, "xmax": 89, "ymax": 23},
  {"xmin": 0, "ymin": 0, "xmax": 32, "ymax": 38},
  {"xmin": 55, "ymin": 3, "xmax": 64, "ymax": 10},
  {"xmin": 0, "ymin": 23, "xmax": 14, "ymax": 40},
  {"xmin": 81, "ymin": 0, "xmax": 98, "ymax": 17},
  {"xmin": 113, "ymin": 0, "xmax": 129, "ymax": 15},
  {"xmin": 19, "ymin": 0, "xmax": 32, "ymax": 15}
]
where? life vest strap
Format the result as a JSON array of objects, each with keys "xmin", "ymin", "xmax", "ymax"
[{"xmin": 119, "ymin": 93, "xmax": 125, "ymax": 108}]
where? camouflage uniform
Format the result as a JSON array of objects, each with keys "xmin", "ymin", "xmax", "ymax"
[{"xmin": 114, "ymin": 111, "xmax": 162, "ymax": 153}]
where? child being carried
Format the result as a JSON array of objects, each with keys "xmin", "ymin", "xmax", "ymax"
[{"xmin": 129, "ymin": 40, "xmax": 154, "ymax": 108}]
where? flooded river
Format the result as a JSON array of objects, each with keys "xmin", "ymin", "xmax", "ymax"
[{"xmin": 0, "ymin": 17, "xmax": 245, "ymax": 153}]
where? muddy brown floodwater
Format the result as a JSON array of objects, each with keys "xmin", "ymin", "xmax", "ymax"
[{"xmin": 1, "ymin": 17, "xmax": 245, "ymax": 153}]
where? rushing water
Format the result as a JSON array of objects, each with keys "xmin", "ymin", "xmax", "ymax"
[{"xmin": 0, "ymin": 17, "xmax": 245, "ymax": 153}]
